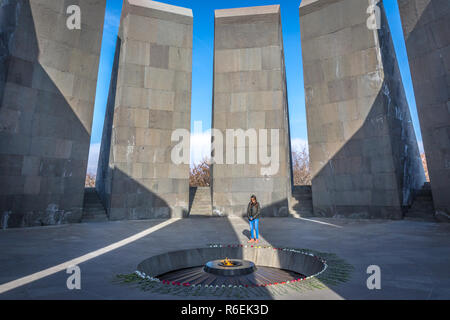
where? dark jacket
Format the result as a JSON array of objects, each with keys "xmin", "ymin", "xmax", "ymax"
[{"xmin": 247, "ymin": 202, "xmax": 261, "ymax": 220}]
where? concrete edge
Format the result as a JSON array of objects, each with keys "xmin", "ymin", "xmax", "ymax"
[
  {"xmin": 215, "ymin": 5, "xmax": 280, "ymax": 18},
  {"xmin": 299, "ymin": 0, "xmax": 342, "ymax": 16},
  {"xmin": 126, "ymin": 0, "xmax": 193, "ymax": 17}
]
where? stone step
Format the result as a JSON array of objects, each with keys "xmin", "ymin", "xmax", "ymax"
[
  {"xmin": 190, "ymin": 212, "xmax": 212, "ymax": 215},
  {"xmin": 191, "ymin": 200, "xmax": 212, "ymax": 204},
  {"xmin": 291, "ymin": 207, "xmax": 313, "ymax": 212},
  {"xmin": 423, "ymin": 182, "xmax": 431, "ymax": 190},
  {"xmin": 291, "ymin": 195, "xmax": 313, "ymax": 201},
  {"xmin": 82, "ymin": 215, "xmax": 109, "ymax": 223},
  {"xmin": 292, "ymin": 189, "xmax": 312, "ymax": 195},
  {"xmin": 190, "ymin": 200, "xmax": 212, "ymax": 204},
  {"xmin": 83, "ymin": 207, "xmax": 106, "ymax": 214},
  {"xmin": 191, "ymin": 206, "xmax": 212, "ymax": 210},
  {"xmin": 82, "ymin": 188, "xmax": 108, "ymax": 223},
  {"xmin": 190, "ymin": 195, "xmax": 212, "ymax": 200},
  {"xmin": 289, "ymin": 209, "xmax": 314, "ymax": 218},
  {"xmin": 189, "ymin": 187, "xmax": 212, "ymax": 217},
  {"xmin": 190, "ymin": 208, "xmax": 212, "ymax": 213},
  {"xmin": 410, "ymin": 202, "xmax": 434, "ymax": 212},
  {"xmin": 83, "ymin": 210, "xmax": 107, "ymax": 217},
  {"xmin": 191, "ymin": 199, "xmax": 212, "ymax": 203},
  {"xmin": 291, "ymin": 198, "xmax": 313, "ymax": 204},
  {"xmin": 291, "ymin": 186, "xmax": 313, "ymax": 208},
  {"xmin": 83, "ymin": 202, "xmax": 104, "ymax": 208},
  {"xmin": 84, "ymin": 197, "xmax": 102, "ymax": 203},
  {"xmin": 192, "ymin": 199, "xmax": 211, "ymax": 205},
  {"xmin": 292, "ymin": 185, "xmax": 312, "ymax": 193},
  {"xmin": 191, "ymin": 209, "xmax": 213, "ymax": 214},
  {"xmin": 403, "ymin": 184, "xmax": 436, "ymax": 222},
  {"xmin": 414, "ymin": 189, "xmax": 432, "ymax": 198},
  {"xmin": 290, "ymin": 191, "xmax": 314, "ymax": 217}
]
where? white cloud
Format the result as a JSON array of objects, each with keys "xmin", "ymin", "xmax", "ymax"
[
  {"xmin": 291, "ymin": 138, "xmax": 309, "ymax": 153},
  {"xmin": 190, "ymin": 131, "xmax": 211, "ymax": 165},
  {"xmin": 87, "ymin": 143, "xmax": 101, "ymax": 175}
]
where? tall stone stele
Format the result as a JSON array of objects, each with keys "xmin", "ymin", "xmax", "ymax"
[
  {"xmin": 96, "ymin": 0, "xmax": 193, "ymax": 220},
  {"xmin": 0, "ymin": 0, "xmax": 106, "ymax": 228},
  {"xmin": 300, "ymin": 0, "xmax": 425, "ymax": 219},
  {"xmin": 212, "ymin": 5, "xmax": 293, "ymax": 217},
  {"xmin": 397, "ymin": 0, "xmax": 450, "ymax": 220}
]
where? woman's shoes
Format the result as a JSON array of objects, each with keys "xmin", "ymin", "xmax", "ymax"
[
  {"xmin": 248, "ymin": 239, "xmax": 255, "ymax": 243},
  {"xmin": 254, "ymin": 239, "xmax": 259, "ymax": 244}
]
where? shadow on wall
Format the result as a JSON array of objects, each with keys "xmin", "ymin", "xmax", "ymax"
[
  {"xmin": 259, "ymin": 198, "xmax": 290, "ymax": 218},
  {"xmin": 400, "ymin": 0, "xmax": 450, "ymax": 215},
  {"xmin": 95, "ymin": 36, "xmax": 120, "ymax": 211},
  {"xmin": 104, "ymin": 167, "xmax": 189, "ymax": 220},
  {"xmin": 0, "ymin": 0, "xmax": 96, "ymax": 228},
  {"xmin": 188, "ymin": 186, "xmax": 197, "ymax": 214},
  {"xmin": 308, "ymin": 3, "xmax": 425, "ymax": 220},
  {"xmin": 95, "ymin": 36, "xmax": 188, "ymax": 220}
]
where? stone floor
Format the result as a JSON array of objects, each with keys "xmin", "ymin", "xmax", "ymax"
[{"xmin": 0, "ymin": 216, "xmax": 449, "ymax": 300}]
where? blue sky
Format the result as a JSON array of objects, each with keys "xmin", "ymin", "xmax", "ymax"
[{"xmin": 87, "ymin": 0, "xmax": 423, "ymax": 173}]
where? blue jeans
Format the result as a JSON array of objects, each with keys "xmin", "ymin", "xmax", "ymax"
[{"xmin": 249, "ymin": 218, "xmax": 259, "ymax": 239}]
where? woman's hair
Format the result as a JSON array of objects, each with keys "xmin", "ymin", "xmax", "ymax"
[{"xmin": 250, "ymin": 195, "xmax": 257, "ymax": 203}]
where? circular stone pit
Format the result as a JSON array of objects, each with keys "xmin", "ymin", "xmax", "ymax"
[{"xmin": 136, "ymin": 244, "xmax": 327, "ymax": 288}]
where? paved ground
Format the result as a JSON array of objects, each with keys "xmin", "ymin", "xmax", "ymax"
[{"xmin": 0, "ymin": 217, "xmax": 449, "ymax": 300}]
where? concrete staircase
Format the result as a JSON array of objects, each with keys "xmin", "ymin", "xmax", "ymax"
[
  {"xmin": 189, "ymin": 187, "xmax": 212, "ymax": 217},
  {"xmin": 405, "ymin": 183, "xmax": 436, "ymax": 222},
  {"xmin": 82, "ymin": 188, "xmax": 109, "ymax": 223},
  {"xmin": 290, "ymin": 185, "xmax": 314, "ymax": 218}
]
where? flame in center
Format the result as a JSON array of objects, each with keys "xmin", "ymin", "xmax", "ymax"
[{"xmin": 221, "ymin": 257, "xmax": 234, "ymax": 266}]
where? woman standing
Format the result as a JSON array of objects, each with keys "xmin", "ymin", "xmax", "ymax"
[{"xmin": 247, "ymin": 195, "xmax": 261, "ymax": 243}]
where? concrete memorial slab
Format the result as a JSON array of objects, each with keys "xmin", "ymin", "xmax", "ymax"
[
  {"xmin": 96, "ymin": 0, "xmax": 193, "ymax": 220},
  {"xmin": 211, "ymin": 5, "xmax": 293, "ymax": 218},
  {"xmin": 0, "ymin": 0, "xmax": 106, "ymax": 228},
  {"xmin": 300, "ymin": 0, "xmax": 425, "ymax": 219},
  {"xmin": 398, "ymin": 0, "xmax": 450, "ymax": 221}
]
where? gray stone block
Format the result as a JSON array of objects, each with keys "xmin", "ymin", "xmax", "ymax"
[
  {"xmin": 96, "ymin": 0, "xmax": 192, "ymax": 221},
  {"xmin": 301, "ymin": 0, "xmax": 425, "ymax": 219},
  {"xmin": 0, "ymin": 0, "xmax": 106, "ymax": 228},
  {"xmin": 211, "ymin": 5, "xmax": 292, "ymax": 217},
  {"xmin": 399, "ymin": 0, "xmax": 450, "ymax": 217}
]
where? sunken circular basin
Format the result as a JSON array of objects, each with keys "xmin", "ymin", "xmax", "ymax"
[
  {"xmin": 136, "ymin": 245, "xmax": 327, "ymax": 287},
  {"xmin": 204, "ymin": 259, "xmax": 256, "ymax": 276}
]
